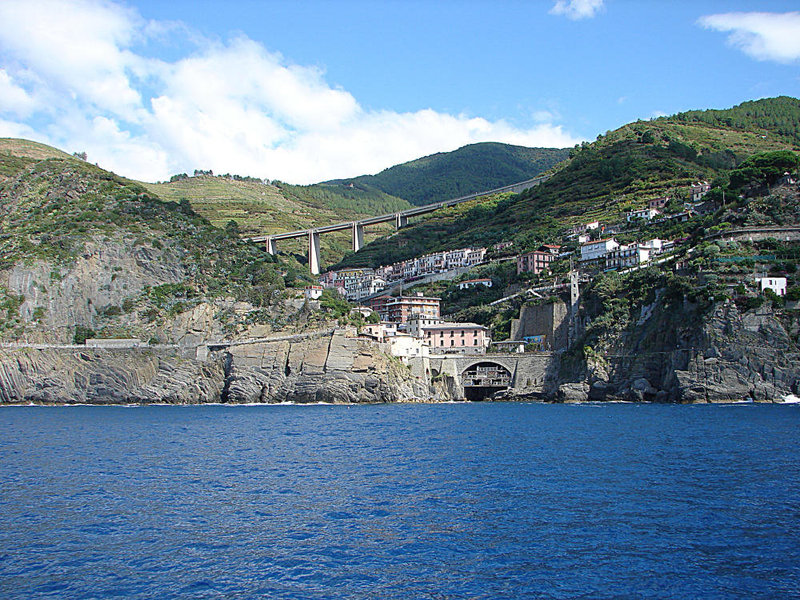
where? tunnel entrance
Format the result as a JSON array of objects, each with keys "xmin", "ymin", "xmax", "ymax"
[{"xmin": 462, "ymin": 362, "xmax": 512, "ymax": 401}]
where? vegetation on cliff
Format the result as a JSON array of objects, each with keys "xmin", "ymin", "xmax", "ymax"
[{"xmin": 0, "ymin": 150, "xmax": 290, "ymax": 341}]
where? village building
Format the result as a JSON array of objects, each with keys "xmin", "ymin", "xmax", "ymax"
[
  {"xmin": 517, "ymin": 250, "xmax": 556, "ymax": 275},
  {"xmin": 580, "ymin": 238, "xmax": 619, "ymax": 264},
  {"xmin": 691, "ymin": 181, "xmax": 711, "ymax": 202},
  {"xmin": 648, "ymin": 196, "xmax": 669, "ymax": 210},
  {"xmin": 759, "ymin": 277, "xmax": 787, "ymax": 297},
  {"xmin": 406, "ymin": 314, "xmax": 443, "ymax": 338},
  {"xmin": 605, "ymin": 244, "xmax": 651, "ymax": 270},
  {"xmin": 360, "ymin": 321, "xmax": 398, "ymax": 343},
  {"xmin": 493, "ymin": 241, "xmax": 514, "ymax": 251},
  {"xmin": 422, "ymin": 322, "xmax": 490, "ymax": 354},
  {"xmin": 467, "ymin": 248, "xmax": 487, "ymax": 265},
  {"xmin": 388, "ymin": 333, "xmax": 429, "ymax": 361},
  {"xmin": 365, "ymin": 293, "xmax": 441, "ymax": 324},
  {"xmin": 627, "ymin": 208, "xmax": 660, "ymax": 222},
  {"xmin": 304, "ymin": 285, "xmax": 323, "ymax": 300},
  {"xmin": 567, "ymin": 221, "xmax": 600, "ymax": 236},
  {"xmin": 458, "ymin": 278, "xmax": 493, "ymax": 290}
]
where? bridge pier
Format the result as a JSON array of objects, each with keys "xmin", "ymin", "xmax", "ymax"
[
  {"xmin": 309, "ymin": 230, "xmax": 321, "ymax": 275},
  {"xmin": 266, "ymin": 236, "xmax": 277, "ymax": 255},
  {"xmin": 352, "ymin": 222, "xmax": 364, "ymax": 252},
  {"xmin": 395, "ymin": 213, "xmax": 408, "ymax": 229}
]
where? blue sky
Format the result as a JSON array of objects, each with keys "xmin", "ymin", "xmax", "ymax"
[{"xmin": 1, "ymin": 0, "xmax": 799, "ymax": 184}]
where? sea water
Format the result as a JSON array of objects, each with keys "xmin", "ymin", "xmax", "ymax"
[{"xmin": 1, "ymin": 403, "xmax": 799, "ymax": 599}]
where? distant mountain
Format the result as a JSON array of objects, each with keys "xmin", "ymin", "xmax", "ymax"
[
  {"xmin": 326, "ymin": 142, "xmax": 570, "ymax": 206},
  {"xmin": 332, "ymin": 97, "xmax": 800, "ymax": 270}
]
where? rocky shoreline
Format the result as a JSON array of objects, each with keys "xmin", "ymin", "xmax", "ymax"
[{"xmin": 3, "ymin": 301, "xmax": 800, "ymax": 405}]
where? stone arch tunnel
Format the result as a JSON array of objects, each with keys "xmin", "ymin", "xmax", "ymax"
[{"xmin": 461, "ymin": 361, "xmax": 513, "ymax": 401}]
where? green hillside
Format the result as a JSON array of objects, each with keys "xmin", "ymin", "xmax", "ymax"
[
  {"xmin": 328, "ymin": 142, "xmax": 570, "ymax": 206},
  {"xmin": 334, "ymin": 97, "xmax": 800, "ymax": 269},
  {"xmin": 0, "ymin": 150, "xmax": 288, "ymax": 341}
]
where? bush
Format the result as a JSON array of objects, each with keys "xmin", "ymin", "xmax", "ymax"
[{"xmin": 73, "ymin": 325, "xmax": 96, "ymax": 344}]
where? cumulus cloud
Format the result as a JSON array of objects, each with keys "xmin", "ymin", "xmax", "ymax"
[
  {"xmin": 0, "ymin": 69, "xmax": 39, "ymax": 117},
  {"xmin": 698, "ymin": 11, "xmax": 800, "ymax": 63},
  {"xmin": 549, "ymin": 0, "xmax": 604, "ymax": 20},
  {"xmin": 0, "ymin": 0, "xmax": 581, "ymax": 184}
]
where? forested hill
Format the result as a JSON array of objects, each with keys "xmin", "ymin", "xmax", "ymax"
[
  {"xmin": 669, "ymin": 96, "xmax": 800, "ymax": 144},
  {"xmin": 326, "ymin": 142, "xmax": 570, "ymax": 206},
  {"xmin": 332, "ymin": 96, "xmax": 800, "ymax": 270}
]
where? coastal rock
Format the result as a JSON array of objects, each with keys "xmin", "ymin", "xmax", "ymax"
[
  {"xmin": 222, "ymin": 330, "xmax": 430, "ymax": 404},
  {"xmin": 557, "ymin": 382, "xmax": 589, "ymax": 403},
  {"xmin": 0, "ymin": 347, "xmax": 223, "ymax": 404}
]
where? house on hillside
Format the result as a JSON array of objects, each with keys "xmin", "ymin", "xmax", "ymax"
[
  {"xmin": 605, "ymin": 244, "xmax": 651, "ymax": 270},
  {"xmin": 517, "ymin": 250, "xmax": 555, "ymax": 275},
  {"xmin": 759, "ymin": 277, "xmax": 787, "ymax": 296},
  {"xmin": 580, "ymin": 238, "xmax": 619, "ymax": 265},
  {"xmin": 304, "ymin": 285, "xmax": 323, "ymax": 300},
  {"xmin": 691, "ymin": 181, "xmax": 711, "ymax": 202},
  {"xmin": 648, "ymin": 196, "xmax": 669, "ymax": 210},
  {"xmin": 371, "ymin": 293, "xmax": 441, "ymax": 325},
  {"xmin": 458, "ymin": 278, "xmax": 493, "ymax": 290},
  {"xmin": 627, "ymin": 208, "xmax": 660, "ymax": 222}
]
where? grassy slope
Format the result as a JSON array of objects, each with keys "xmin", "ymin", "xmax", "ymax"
[
  {"xmin": 329, "ymin": 142, "xmax": 570, "ymax": 206},
  {"xmin": 334, "ymin": 98, "xmax": 800, "ymax": 270}
]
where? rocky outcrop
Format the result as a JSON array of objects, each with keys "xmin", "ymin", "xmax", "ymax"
[
  {"xmin": 574, "ymin": 301, "xmax": 800, "ymax": 403},
  {"xmin": 221, "ymin": 330, "xmax": 431, "ymax": 404},
  {"xmin": 0, "ymin": 330, "xmax": 433, "ymax": 405},
  {"xmin": 0, "ymin": 347, "xmax": 224, "ymax": 404}
]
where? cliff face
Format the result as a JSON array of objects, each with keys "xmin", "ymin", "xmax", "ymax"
[
  {"xmin": 0, "ymin": 347, "xmax": 224, "ymax": 404},
  {"xmin": 561, "ymin": 297, "xmax": 800, "ymax": 403},
  {"xmin": 2, "ymin": 236, "xmax": 187, "ymax": 343},
  {"xmin": 0, "ymin": 330, "xmax": 433, "ymax": 405},
  {"xmin": 222, "ymin": 331, "xmax": 431, "ymax": 403}
]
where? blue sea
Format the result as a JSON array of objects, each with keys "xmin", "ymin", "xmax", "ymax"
[{"xmin": 1, "ymin": 403, "xmax": 799, "ymax": 599}]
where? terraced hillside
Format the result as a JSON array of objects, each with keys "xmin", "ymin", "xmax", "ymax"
[{"xmin": 334, "ymin": 97, "xmax": 800, "ymax": 269}]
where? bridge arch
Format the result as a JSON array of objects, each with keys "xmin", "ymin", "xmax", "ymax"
[{"xmin": 461, "ymin": 361, "xmax": 513, "ymax": 401}]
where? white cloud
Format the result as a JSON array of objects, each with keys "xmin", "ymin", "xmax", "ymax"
[
  {"xmin": 698, "ymin": 12, "xmax": 800, "ymax": 63},
  {"xmin": 0, "ymin": 69, "xmax": 38, "ymax": 117},
  {"xmin": 549, "ymin": 0, "xmax": 604, "ymax": 20},
  {"xmin": 0, "ymin": 118, "xmax": 40, "ymax": 140},
  {"xmin": 0, "ymin": 0, "xmax": 582, "ymax": 184}
]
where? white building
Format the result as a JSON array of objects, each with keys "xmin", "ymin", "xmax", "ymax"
[
  {"xmin": 627, "ymin": 208, "xmax": 660, "ymax": 222},
  {"xmin": 360, "ymin": 321, "xmax": 397, "ymax": 342},
  {"xmin": 406, "ymin": 314, "xmax": 443, "ymax": 338},
  {"xmin": 605, "ymin": 245, "xmax": 651, "ymax": 270},
  {"xmin": 580, "ymin": 238, "xmax": 619, "ymax": 263},
  {"xmin": 304, "ymin": 285, "xmax": 323, "ymax": 300},
  {"xmin": 759, "ymin": 277, "xmax": 787, "ymax": 297},
  {"xmin": 388, "ymin": 333, "xmax": 429, "ymax": 361},
  {"xmin": 458, "ymin": 278, "xmax": 493, "ymax": 290}
]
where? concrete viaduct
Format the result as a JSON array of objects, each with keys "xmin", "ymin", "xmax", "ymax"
[{"xmin": 247, "ymin": 174, "xmax": 551, "ymax": 274}]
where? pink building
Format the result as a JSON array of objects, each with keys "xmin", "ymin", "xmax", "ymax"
[{"xmin": 422, "ymin": 322, "xmax": 490, "ymax": 353}]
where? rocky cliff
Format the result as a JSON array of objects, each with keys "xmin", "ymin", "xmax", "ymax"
[
  {"xmin": 557, "ymin": 297, "xmax": 800, "ymax": 403},
  {"xmin": 0, "ymin": 330, "xmax": 433, "ymax": 405}
]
